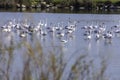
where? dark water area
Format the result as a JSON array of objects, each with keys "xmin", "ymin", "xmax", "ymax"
[{"xmin": 1, "ymin": 8, "xmax": 120, "ymax": 14}]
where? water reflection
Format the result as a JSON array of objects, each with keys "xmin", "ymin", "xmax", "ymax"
[{"xmin": 1, "ymin": 8, "xmax": 120, "ymax": 14}]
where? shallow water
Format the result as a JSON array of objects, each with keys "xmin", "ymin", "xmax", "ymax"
[{"xmin": 0, "ymin": 12, "xmax": 120, "ymax": 80}]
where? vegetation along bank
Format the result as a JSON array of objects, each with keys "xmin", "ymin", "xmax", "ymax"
[{"xmin": 0, "ymin": 0, "xmax": 120, "ymax": 10}]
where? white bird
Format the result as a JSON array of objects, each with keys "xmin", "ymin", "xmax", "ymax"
[
  {"xmin": 44, "ymin": 18, "xmax": 47, "ymax": 28},
  {"xmin": 61, "ymin": 39, "xmax": 68, "ymax": 43},
  {"xmin": 19, "ymin": 31, "xmax": 26, "ymax": 38},
  {"xmin": 86, "ymin": 34, "xmax": 92, "ymax": 39},
  {"xmin": 84, "ymin": 30, "xmax": 92, "ymax": 40},
  {"xmin": 95, "ymin": 33, "xmax": 101, "ymax": 40},
  {"xmin": 104, "ymin": 31, "xmax": 113, "ymax": 39}
]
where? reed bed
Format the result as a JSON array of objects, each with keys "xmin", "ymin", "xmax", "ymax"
[{"xmin": 0, "ymin": 32, "xmax": 108, "ymax": 80}]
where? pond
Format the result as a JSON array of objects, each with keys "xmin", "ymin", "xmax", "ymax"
[{"xmin": 0, "ymin": 12, "xmax": 120, "ymax": 80}]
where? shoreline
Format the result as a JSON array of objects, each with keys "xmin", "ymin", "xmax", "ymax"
[{"xmin": 0, "ymin": 1, "xmax": 120, "ymax": 11}]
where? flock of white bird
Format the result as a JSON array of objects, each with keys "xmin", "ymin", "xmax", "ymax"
[
  {"xmin": 82, "ymin": 22, "xmax": 120, "ymax": 43},
  {"xmin": 0, "ymin": 19, "xmax": 77, "ymax": 43},
  {"xmin": 1, "ymin": 19, "xmax": 120, "ymax": 44}
]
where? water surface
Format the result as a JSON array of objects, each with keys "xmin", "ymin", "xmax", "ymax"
[{"xmin": 0, "ymin": 12, "xmax": 120, "ymax": 80}]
